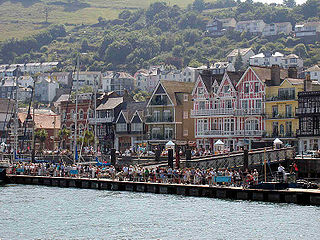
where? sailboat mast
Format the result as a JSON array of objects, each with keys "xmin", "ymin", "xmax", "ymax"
[
  {"xmin": 13, "ymin": 67, "xmax": 19, "ymax": 160},
  {"xmin": 94, "ymin": 75, "xmax": 97, "ymax": 159},
  {"xmin": 74, "ymin": 54, "xmax": 80, "ymax": 164}
]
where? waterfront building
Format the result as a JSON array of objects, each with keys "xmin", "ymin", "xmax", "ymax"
[
  {"xmin": 191, "ymin": 65, "xmax": 289, "ymax": 150},
  {"xmin": 264, "ymin": 72, "xmax": 304, "ymax": 148},
  {"xmin": 115, "ymin": 101, "xmax": 147, "ymax": 152},
  {"xmin": 146, "ymin": 80, "xmax": 195, "ymax": 148}
]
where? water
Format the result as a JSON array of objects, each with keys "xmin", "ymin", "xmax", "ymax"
[{"xmin": 0, "ymin": 185, "xmax": 319, "ymax": 240}]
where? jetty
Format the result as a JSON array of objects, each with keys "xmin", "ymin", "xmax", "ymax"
[{"xmin": 6, "ymin": 174, "xmax": 320, "ymax": 206}]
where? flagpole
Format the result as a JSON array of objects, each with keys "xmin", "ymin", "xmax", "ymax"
[{"xmin": 74, "ymin": 54, "xmax": 80, "ymax": 164}]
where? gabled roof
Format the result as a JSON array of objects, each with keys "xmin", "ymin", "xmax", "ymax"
[
  {"xmin": 199, "ymin": 71, "xmax": 224, "ymax": 93},
  {"xmin": 18, "ymin": 112, "xmax": 61, "ymax": 129},
  {"xmin": 159, "ymin": 81, "xmax": 194, "ymax": 105},
  {"xmin": 227, "ymin": 48, "xmax": 253, "ymax": 57},
  {"xmin": 282, "ymin": 78, "xmax": 304, "ymax": 86},
  {"xmin": 306, "ymin": 65, "xmax": 320, "ymax": 72},
  {"xmin": 97, "ymin": 97, "xmax": 123, "ymax": 110}
]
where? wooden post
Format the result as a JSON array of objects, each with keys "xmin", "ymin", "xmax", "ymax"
[{"xmin": 264, "ymin": 147, "xmax": 267, "ymax": 182}]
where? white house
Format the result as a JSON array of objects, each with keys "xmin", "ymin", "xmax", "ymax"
[
  {"xmin": 35, "ymin": 78, "xmax": 59, "ymax": 103},
  {"xmin": 249, "ymin": 52, "xmax": 303, "ymax": 69},
  {"xmin": 306, "ymin": 65, "xmax": 320, "ymax": 82},
  {"xmin": 236, "ymin": 20, "xmax": 266, "ymax": 34},
  {"xmin": 262, "ymin": 22, "xmax": 292, "ymax": 37},
  {"xmin": 72, "ymin": 71, "xmax": 102, "ymax": 90},
  {"xmin": 227, "ymin": 48, "xmax": 255, "ymax": 65},
  {"xmin": 295, "ymin": 22, "xmax": 320, "ymax": 39},
  {"xmin": 101, "ymin": 71, "xmax": 135, "ymax": 95}
]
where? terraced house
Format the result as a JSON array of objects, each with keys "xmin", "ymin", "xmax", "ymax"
[{"xmin": 146, "ymin": 81, "xmax": 195, "ymax": 148}]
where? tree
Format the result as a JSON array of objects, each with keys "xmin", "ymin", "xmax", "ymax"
[
  {"xmin": 35, "ymin": 129, "xmax": 48, "ymax": 151},
  {"xmin": 234, "ymin": 51, "xmax": 243, "ymax": 71},
  {"xmin": 59, "ymin": 128, "xmax": 70, "ymax": 149},
  {"xmin": 193, "ymin": 0, "xmax": 206, "ymax": 12},
  {"xmin": 283, "ymin": 0, "xmax": 296, "ymax": 8},
  {"xmin": 78, "ymin": 130, "xmax": 94, "ymax": 147},
  {"xmin": 293, "ymin": 43, "xmax": 308, "ymax": 58}
]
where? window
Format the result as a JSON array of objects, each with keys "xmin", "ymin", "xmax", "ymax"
[
  {"xmin": 163, "ymin": 110, "xmax": 172, "ymax": 122},
  {"xmin": 226, "ymin": 100, "xmax": 232, "ymax": 108},
  {"xmin": 70, "ymin": 110, "xmax": 75, "ymax": 120},
  {"xmin": 242, "ymin": 100, "xmax": 248, "ymax": 109},
  {"xmin": 131, "ymin": 123, "xmax": 143, "ymax": 132},
  {"xmin": 153, "ymin": 111, "xmax": 160, "ymax": 122},
  {"xmin": 272, "ymin": 105, "xmax": 278, "ymax": 118},
  {"xmin": 165, "ymin": 128, "xmax": 173, "ymax": 139},
  {"xmin": 199, "ymin": 101, "xmax": 206, "ymax": 110},
  {"xmin": 183, "ymin": 111, "xmax": 188, "ymax": 119},
  {"xmin": 278, "ymin": 88, "xmax": 295, "ymax": 100},
  {"xmin": 224, "ymin": 86, "xmax": 230, "ymax": 93},
  {"xmin": 183, "ymin": 94, "xmax": 188, "ymax": 102},
  {"xmin": 256, "ymin": 100, "xmax": 262, "ymax": 109},
  {"xmin": 280, "ymin": 124, "xmax": 284, "ymax": 135},
  {"xmin": 152, "ymin": 128, "xmax": 161, "ymax": 139},
  {"xmin": 116, "ymin": 123, "xmax": 127, "ymax": 132},
  {"xmin": 285, "ymin": 105, "xmax": 292, "ymax": 118},
  {"xmin": 78, "ymin": 124, "xmax": 84, "ymax": 135},
  {"xmin": 254, "ymin": 82, "xmax": 259, "ymax": 93},
  {"xmin": 285, "ymin": 122, "xmax": 292, "ymax": 136},
  {"xmin": 79, "ymin": 109, "xmax": 84, "ymax": 119},
  {"xmin": 62, "ymin": 111, "xmax": 67, "ymax": 120},
  {"xmin": 244, "ymin": 83, "xmax": 249, "ymax": 93},
  {"xmin": 272, "ymin": 122, "xmax": 278, "ymax": 136},
  {"xmin": 198, "ymin": 87, "xmax": 204, "ymax": 95},
  {"xmin": 183, "ymin": 129, "xmax": 188, "ymax": 136}
]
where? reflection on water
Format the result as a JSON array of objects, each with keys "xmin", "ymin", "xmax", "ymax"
[{"xmin": 0, "ymin": 184, "xmax": 319, "ymax": 240}]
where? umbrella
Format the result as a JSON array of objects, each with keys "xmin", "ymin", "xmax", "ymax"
[
  {"xmin": 214, "ymin": 139, "xmax": 224, "ymax": 146},
  {"xmin": 166, "ymin": 140, "xmax": 175, "ymax": 147},
  {"xmin": 273, "ymin": 138, "xmax": 283, "ymax": 145}
]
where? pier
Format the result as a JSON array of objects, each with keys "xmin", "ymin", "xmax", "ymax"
[{"xmin": 6, "ymin": 174, "xmax": 320, "ymax": 206}]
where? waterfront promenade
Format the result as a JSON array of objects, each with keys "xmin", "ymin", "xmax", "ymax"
[{"xmin": 6, "ymin": 174, "xmax": 320, "ymax": 206}]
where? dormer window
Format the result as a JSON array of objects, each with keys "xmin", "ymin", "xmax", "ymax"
[
  {"xmin": 224, "ymin": 86, "xmax": 230, "ymax": 93},
  {"xmin": 198, "ymin": 87, "xmax": 204, "ymax": 95}
]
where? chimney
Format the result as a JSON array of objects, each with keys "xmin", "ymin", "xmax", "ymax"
[
  {"xmin": 304, "ymin": 74, "xmax": 312, "ymax": 91},
  {"xmin": 271, "ymin": 65, "xmax": 281, "ymax": 86},
  {"xmin": 288, "ymin": 66, "xmax": 297, "ymax": 79}
]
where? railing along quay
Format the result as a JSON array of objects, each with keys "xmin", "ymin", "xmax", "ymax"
[{"xmin": 5, "ymin": 175, "xmax": 320, "ymax": 206}]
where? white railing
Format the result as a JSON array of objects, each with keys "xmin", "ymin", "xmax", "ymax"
[
  {"xmin": 196, "ymin": 130, "xmax": 263, "ymax": 137},
  {"xmin": 191, "ymin": 108, "xmax": 264, "ymax": 117},
  {"xmin": 88, "ymin": 117, "xmax": 113, "ymax": 124}
]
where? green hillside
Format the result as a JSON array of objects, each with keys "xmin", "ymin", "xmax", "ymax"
[{"xmin": 0, "ymin": 0, "xmax": 216, "ymax": 40}]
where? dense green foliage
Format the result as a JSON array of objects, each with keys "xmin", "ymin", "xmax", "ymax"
[{"xmin": 0, "ymin": 0, "xmax": 319, "ymax": 73}]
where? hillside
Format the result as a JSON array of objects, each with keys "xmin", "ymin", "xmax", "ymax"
[
  {"xmin": 0, "ymin": 0, "xmax": 218, "ymax": 40},
  {"xmin": 0, "ymin": 0, "xmax": 319, "ymax": 73}
]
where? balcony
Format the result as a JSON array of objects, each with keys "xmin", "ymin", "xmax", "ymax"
[
  {"xmin": 146, "ymin": 116, "xmax": 174, "ymax": 123},
  {"xmin": 191, "ymin": 108, "xmax": 264, "ymax": 117},
  {"xmin": 234, "ymin": 108, "xmax": 264, "ymax": 116},
  {"xmin": 266, "ymin": 113, "xmax": 295, "ymax": 119},
  {"xmin": 149, "ymin": 134, "xmax": 174, "ymax": 141},
  {"xmin": 296, "ymin": 107, "xmax": 320, "ymax": 115},
  {"xmin": 88, "ymin": 117, "xmax": 113, "ymax": 124},
  {"xmin": 265, "ymin": 96, "xmax": 296, "ymax": 102},
  {"xmin": 297, "ymin": 129, "xmax": 320, "ymax": 137},
  {"xmin": 150, "ymin": 97, "xmax": 168, "ymax": 106},
  {"xmin": 196, "ymin": 130, "xmax": 263, "ymax": 137}
]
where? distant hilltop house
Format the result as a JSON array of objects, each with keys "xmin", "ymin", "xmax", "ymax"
[
  {"xmin": 235, "ymin": 20, "xmax": 266, "ymax": 34},
  {"xmin": 0, "ymin": 62, "xmax": 60, "ymax": 77},
  {"xmin": 71, "ymin": 71, "xmax": 102, "ymax": 90},
  {"xmin": 206, "ymin": 18, "xmax": 236, "ymax": 36},
  {"xmin": 305, "ymin": 65, "xmax": 320, "ymax": 82},
  {"xmin": 295, "ymin": 21, "xmax": 320, "ymax": 41},
  {"xmin": 249, "ymin": 52, "xmax": 303, "ymax": 69},
  {"xmin": 196, "ymin": 62, "xmax": 235, "ymax": 75},
  {"xmin": 134, "ymin": 66, "xmax": 199, "ymax": 93},
  {"xmin": 227, "ymin": 48, "xmax": 255, "ymax": 66},
  {"xmin": 262, "ymin": 22, "xmax": 292, "ymax": 37}
]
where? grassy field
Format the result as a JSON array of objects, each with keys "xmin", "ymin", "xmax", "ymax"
[{"xmin": 0, "ymin": 0, "xmax": 217, "ymax": 41}]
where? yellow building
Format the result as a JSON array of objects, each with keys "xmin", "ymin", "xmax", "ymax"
[{"xmin": 264, "ymin": 78, "xmax": 304, "ymax": 147}]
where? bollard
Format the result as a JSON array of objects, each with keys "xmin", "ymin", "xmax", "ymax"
[{"xmin": 168, "ymin": 149, "xmax": 174, "ymax": 168}]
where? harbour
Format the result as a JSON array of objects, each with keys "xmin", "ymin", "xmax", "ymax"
[{"xmin": 1, "ymin": 184, "xmax": 319, "ymax": 240}]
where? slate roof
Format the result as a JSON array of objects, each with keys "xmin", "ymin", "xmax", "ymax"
[
  {"xmin": 160, "ymin": 81, "xmax": 194, "ymax": 105},
  {"xmin": 18, "ymin": 112, "xmax": 61, "ymax": 129},
  {"xmin": 97, "ymin": 97, "xmax": 123, "ymax": 110},
  {"xmin": 251, "ymin": 66, "xmax": 288, "ymax": 82},
  {"xmin": 199, "ymin": 71, "xmax": 224, "ymax": 92}
]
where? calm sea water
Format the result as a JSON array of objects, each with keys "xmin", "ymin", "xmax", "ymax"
[{"xmin": 0, "ymin": 184, "xmax": 319, "ymax": 240}]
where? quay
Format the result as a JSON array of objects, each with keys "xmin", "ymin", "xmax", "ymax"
[{"xmin": 6, "ymin": 174, "xmax": 320, "ymax": 206}]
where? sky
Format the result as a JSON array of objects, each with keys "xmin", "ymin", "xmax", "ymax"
[{"xmin": 251, "ymin": 0, "xmax": 307, "ymax": 4}]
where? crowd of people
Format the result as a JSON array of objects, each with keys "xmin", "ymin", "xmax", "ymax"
[{"xmin": 7, "ymin": 162, "xmax": 260, "ymax": 187}]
